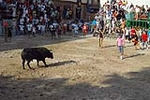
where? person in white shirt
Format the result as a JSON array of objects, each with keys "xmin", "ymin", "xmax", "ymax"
[
  {"xmin": 26, "ymin": 23, "xmax": 33, "ymax": 36},
  {"xmin": 73, "ymin": 24, "xmax": 79, "ymax": 37},
  {"xmin": 41, "ymin": 24, "xmax": 46, "ymax": 36},
  {"xmin": 19, "ymin": 17, "xmax": 25, "ymax": 25},
  {"xmin": 135, "ymin": 5, "xmax": 140, "ymax": 20},
  {"xmin": 19, "ymin": 25, "xmax": 25, "ymax": 35},
  {"xmin": 37, "ymin": 23, "xmax": 42, "ymax": 34},
  {"xmin": 50, "ymin": 24, "xmax": 56, "ymax": 39},
  {"xmin": 32, "ymin": 25, "xmax": 36, "ymax": 36}
]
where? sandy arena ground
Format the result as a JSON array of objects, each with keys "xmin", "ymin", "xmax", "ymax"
[{"xmin": 0, "ymin": 33, "xmax": 150, "ymax": 100}]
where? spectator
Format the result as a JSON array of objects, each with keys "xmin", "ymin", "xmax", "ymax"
[
  {"xmin": 62, "ymin": 22, "xmax": 67, "ymax": 34},
  {"xmin": 147, "ymin": 27, "xmax": 150, "ymax": 44},
  {"xmin": 37, "ymin": 23, "xmax": 42, "ymax": 34},
  {"xmin": 8, "ymin": 24, "xmax": 12, "ymax": 41},
  {"xmin": 26, "ymin": 22, "xmax": 33, "ymax": 36},
  {"xmin": 32, "ymin": 25, "xmax": 36, "ymax": 36},
  {"xmin": 19, "ymin": 24, "xmax": 25, "ymax": 35},
  {"xmin": 82, "ymin": 23, "xmax": 88, "ymax": 35},
  {"xmin": 73, "ymin": 24, "xmax": 79, "ymax": 37},
  {"xmin": 41, "ymin": 23, "xmax": 46, "ymax": 36},
  {"xmin": 3, "ymin": 21, "xmax": 9, "ymax": 42},
  {"xmin": 91, "ymin": 19, "xmax": 97, "ymax": 34},
  {"xmin": 141, "ymin": 30, "xmax": 148, "ymax": 50},
  {"xmin": 131, "ymin": 32, "xmax": 140, "ymax": 50},
  {"xmin": 57, "ymin": 26, "xmax": 62, "ymax": 38}
]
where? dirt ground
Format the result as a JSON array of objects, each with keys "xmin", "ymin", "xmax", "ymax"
[{"xmin": 0, "ymin": 33, "xmax": 150, "ymax": 100}]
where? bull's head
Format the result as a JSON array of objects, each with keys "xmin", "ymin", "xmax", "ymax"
[{"xmin": 47, "ymin": 50, "xmax": 54, "ymax": 59}]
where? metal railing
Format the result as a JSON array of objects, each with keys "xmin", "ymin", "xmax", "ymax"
[{"xmin": 126, "ymin": 12, "xmax": 150, "ymax": 28}]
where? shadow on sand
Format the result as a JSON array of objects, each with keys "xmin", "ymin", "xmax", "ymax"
[
  {"xmin": 1, "ymin": 67, "xmax": 150, "ymax": 99},
  {"xmin": 0, "ymin": 34, "xmax": 90, "ymax": 52},
  {"xmin": 46, "ymin": 60, "xmax": 77, "ymax": 67},
  {"xmin": 104, "ymin": 45, "xmax": 116, "ymax": 48},
  {"xmin": 124, "ymin": 53, "xmax": 145, "ymax": 59}
]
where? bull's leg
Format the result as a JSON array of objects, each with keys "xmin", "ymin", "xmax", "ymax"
[
  {"xmin": 27, "ymin": 60, "xmax": 34, "ymax": 70},
  {"xmin": 42, "ymin": 60, "xmax": 47, "ymax": 67},
  {"xmin": 22, "ymin": 59, "xmax": 26, "ymax": 70},
  {"xmin": 37, "ymin": 60, "xmax": 40, "ymax": 66}
]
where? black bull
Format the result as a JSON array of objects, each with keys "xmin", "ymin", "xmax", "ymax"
[{"xmin": 21, "ymin": 47, "xmax": 54, "ymax": 70}]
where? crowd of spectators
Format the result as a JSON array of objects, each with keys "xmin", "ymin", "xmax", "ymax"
[
  {"xmin": 90, "ymin": 0, "xmax": 150, "ymax": 50},
  {"xmin": 0, "ymin": 0, "xmax": 150, "ymax": 40},
  {"xmin": 92, "ymin": 0, "xmax": 150, "ymax": 31},
  {"xmin": 0, "ymin": 0, "xmax": 62, "ymax": 37}
]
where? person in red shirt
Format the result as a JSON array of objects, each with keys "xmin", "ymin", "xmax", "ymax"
[
  {"xmin": 141, "ymin": 31, "xmax": 148, "ymax": 50},
  {"xmin": 131, "ymin": 32, "xmax": 140, "ymax": 50},
  {"xmin": 82, "ymin": 23, "xmax": 88, "ymax": 35},
  {"xmin": 130, "ymin": 27, "xmax": 136, "ymax": 37}
]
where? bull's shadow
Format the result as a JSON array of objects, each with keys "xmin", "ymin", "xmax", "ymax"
[{"xmin": 45, "ymin": 60, "xmax": 77, "ymax": 67}]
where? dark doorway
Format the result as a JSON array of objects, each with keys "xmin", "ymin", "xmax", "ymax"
[{"xmin": 76, "ymin": 7, "xmax": 81, "ymax": 20}]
